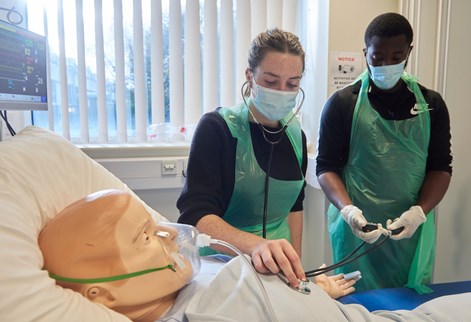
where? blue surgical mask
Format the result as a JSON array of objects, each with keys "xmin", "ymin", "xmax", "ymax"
[
  {"xmin": 251, "ymin": 81, "xmax": 299, "ymax": 121},
  {"xmin": 368, "ymin": 60, "xmax": 406, "ymax": 90}
]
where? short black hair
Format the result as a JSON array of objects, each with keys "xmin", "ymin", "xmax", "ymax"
[{"xmin": 364, "ymin": 12, "xmax": 413, "ymax": 47}]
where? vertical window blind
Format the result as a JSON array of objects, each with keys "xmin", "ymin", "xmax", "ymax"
[{"xmin": 26, "ymin": 0, "xmax": 299, "ymax": 144}]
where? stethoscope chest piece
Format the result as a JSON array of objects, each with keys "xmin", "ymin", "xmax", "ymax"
[
  {"xmin": 278, "ymin": 273, "xmax": 311, "ymax": 295},
  {"xmin": 293, "ymin": 279, "xmax": 311, "ymax": 295}
]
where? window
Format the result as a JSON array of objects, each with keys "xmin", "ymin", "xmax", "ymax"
[{"xmin": 19, "ymin": 0, "xmax": 323, "ymax": 146}]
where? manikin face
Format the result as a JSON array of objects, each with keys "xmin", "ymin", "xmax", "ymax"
[
  {"xmin": 109, "ymin": 200, "xmax": 194, "ymax": 309},
  {"xmin": 40, "ymin": 191, "xmax": 196, "ymax": 321},
  {"xmin": 363, "ymin": 34, "xmax": 412, "ymax": 67}
]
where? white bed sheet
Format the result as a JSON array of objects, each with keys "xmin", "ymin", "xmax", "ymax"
[{"xmin": 162, "ymin": 256, "xmax": 471, "ymax": 322}]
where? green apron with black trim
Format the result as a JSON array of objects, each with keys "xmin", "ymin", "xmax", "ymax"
[
  {"xmin": 328, "ymin": 70, "xmax": 435, "ymax": 293},
  {"xmin": 200, "ymin": 102, "xmax": 304, "ymax": 256}
]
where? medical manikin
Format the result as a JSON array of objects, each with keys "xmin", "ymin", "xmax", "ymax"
[
  {"xmin": 39, "ymin": 190, "xmax": 198, "ymax": 321},
  {"xmin": 39, "ymin": 190, "xmax": 471, "ymax": 322}
]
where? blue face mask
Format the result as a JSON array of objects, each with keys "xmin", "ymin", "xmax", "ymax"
[
  {"xmin": 368, "ymin": 60, "xmax": 406, "ymax": 90},
  {"xmin": 251, "ymin": 81, "xmax": 299, "ymax": 121}
]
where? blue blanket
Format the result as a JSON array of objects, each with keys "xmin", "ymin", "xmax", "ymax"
[{"xmin": 338, "ymin": 280, "xmax": 471, "ymax": 311}]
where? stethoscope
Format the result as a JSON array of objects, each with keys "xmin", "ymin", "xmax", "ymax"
[
  {"xmin": 242, "ymin": 82, "xmax": 398, "ymax": 295},
  {"xmin": 278, "ymin": 235, "xmax": 393, "ymax": 295},
  {"xmin": 241, "ymin": 81, "xmax": 305, "ymax": 239}
]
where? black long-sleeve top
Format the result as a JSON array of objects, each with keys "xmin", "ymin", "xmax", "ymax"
[
  {"xmin": 177, "ymin": 108, "xmax": 308, "ymax": 227},
  {"xmin": 316, "ymin": 79, "xmax": 453, "ymax": 176}
]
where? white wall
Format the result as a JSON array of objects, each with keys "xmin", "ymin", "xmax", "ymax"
[
  {"xmin": 80, "ymin": 145, "xmax": 189, "ymax": 223},
  {"xmin": 302, "ymin": 0, "xmax": 471, "ymax": 283},
  {"xmin": 434, "ymin": 0, "xmax": 471, "ymax": 283},
  {"xmin": 136, "ymin": 188, "xmax": 182, "ymax": 223},
  {"xmin": 328, "ymin": 0, "xmax": 398, "ymax": 60}
]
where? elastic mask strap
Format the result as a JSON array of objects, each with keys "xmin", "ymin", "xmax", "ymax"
[
  {"xmin": 241, "ymin": 82, "xmax": 305, "ymax": 135},
  {"xmin": 47, "ymin": 264, "xmax": 176, "ymax": 284},
  {"xmin": 283, "ymin": 87, "xmax": 305, "ymax": 127}
]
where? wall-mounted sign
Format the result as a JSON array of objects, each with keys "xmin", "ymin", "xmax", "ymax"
[{"xmin": 329, "ymin": 51, "xmax": 363, "ymax": 95}]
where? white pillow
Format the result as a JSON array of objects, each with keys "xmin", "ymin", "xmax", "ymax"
[{"xmin": 0, "ymin": 126, "xmax": 167, "ymax": 321}]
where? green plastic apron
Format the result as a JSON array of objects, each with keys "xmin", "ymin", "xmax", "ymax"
[
  {"xmin": 328, "ymin": 71, "xmax": 435, "ymax": 293},
  {"xmin": 200, "ymin": 102, "xmax": 304, "ymax": 256}
]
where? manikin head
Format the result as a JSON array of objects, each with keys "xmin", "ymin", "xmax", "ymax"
[{"xmin": 39, "ymin": 190, "xmax": 196, "ymax": 322}]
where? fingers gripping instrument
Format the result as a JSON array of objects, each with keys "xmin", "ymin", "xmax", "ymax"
[
  {"xmin": 361, "ymin": 222, "xmax": 404, "ymax": 236},
  {"xmin": 341, "ymin": 205, "xmax": 384, "ymax": 243},
  {"xmin": 277, "ymin": 272, "xmax": 311, "ymax": 295},
  {"xmin": 386, "ymin": 206, "xmax": 426, "ymax": 240}
]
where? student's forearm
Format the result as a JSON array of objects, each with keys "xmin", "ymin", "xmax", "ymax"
[
  {"xmin": 317, "ymin": 172, "xmax": 352, "ymax": 210},
  {"xmin": 417, "ymin": 171, "xmax": 451, "ymax": 214},
  {"xmin": 195, "ymin": 214, "xmax": 265, "ymax": 255},
  {"xmin": 287, "ymin": 211, "xmax": 303, "ymax": 258}
]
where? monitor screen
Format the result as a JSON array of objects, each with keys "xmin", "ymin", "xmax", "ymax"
[{"xmin": 0, "ymin": 20, "xmax": 47, "ymax": 111}]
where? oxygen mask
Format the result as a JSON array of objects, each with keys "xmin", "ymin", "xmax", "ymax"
[{"xmin": 156, "ymin": 222, "xmax": 202, "ymax": 282}]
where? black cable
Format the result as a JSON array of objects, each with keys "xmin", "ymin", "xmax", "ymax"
[
  {"xmin": 306, "ymin": 235, "xmax": 389, "ymax": 277},
  {"xmin": 305, "ymin": 234, "xmax": 391, "ymax": 277},
  {"xmin": 305, "ymin": 240, "xmax": 367, "ymax": 276},
  {"xmin": 259, "ymin": 124, "xmax": 287, "ymax": 239},
  {"xmin": 0, "ymin": 6, "xmax": 23, "ymax": 25},
  {"xmin": 262, "ymin": 143, "xmax": 275, "ymax": 238},
  {"xmin": 0, "ymin": 110, "xmax": 16, "ymax": 136}
]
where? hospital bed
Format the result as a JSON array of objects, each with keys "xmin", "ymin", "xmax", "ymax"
[
  {"xmin": 339, "ymin": 280, "xmax": 471, "ymax": 311},
  {"xmin": 0, "ymin": 126, "xmax": 469, "ymax": 321}
]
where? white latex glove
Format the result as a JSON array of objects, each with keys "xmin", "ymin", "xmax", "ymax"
[
  {"xmin": 340, "ymin": 205, "xmax": 385, "ymax": 244},
  {"xmin": 387, "ymin": 205, "xmax": 426, "ymax": 240}
]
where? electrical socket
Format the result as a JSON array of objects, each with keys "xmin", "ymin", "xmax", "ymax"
[{"xmin": 161, "ymin": 160, "xmax": 178, "ymax": 175}]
